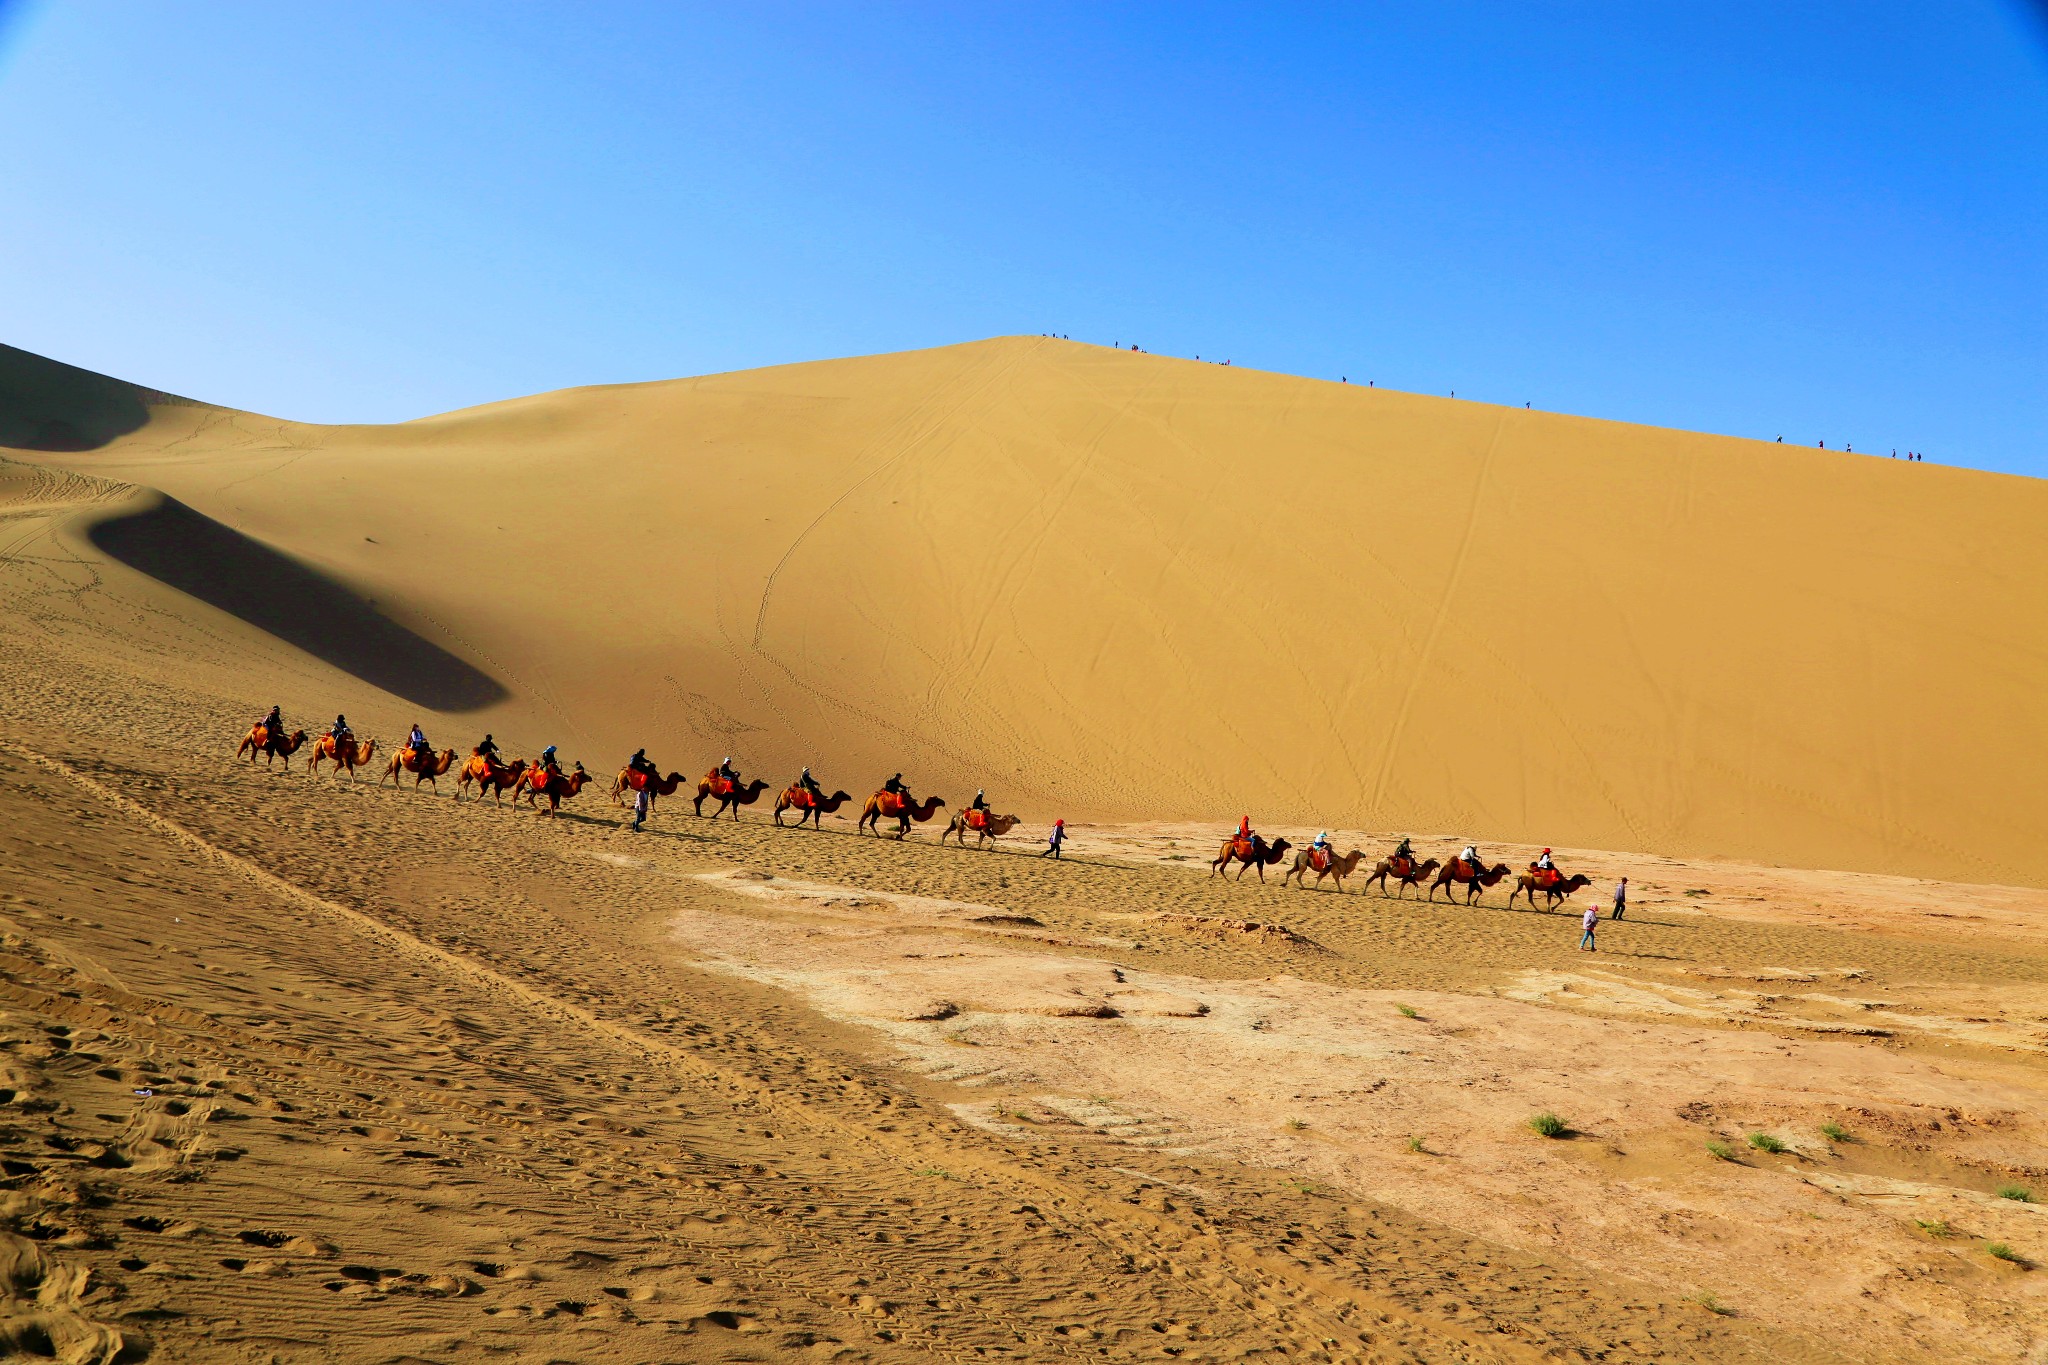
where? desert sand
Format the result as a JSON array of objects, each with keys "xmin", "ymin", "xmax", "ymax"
[{"xmin": 1, "ymin": 339, "xmax": 2044, "ymax": 1363}]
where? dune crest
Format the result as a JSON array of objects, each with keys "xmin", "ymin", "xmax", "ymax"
[{"xmin": 8, "ymin": 335, "xmax": 2045, "ymax": 886}]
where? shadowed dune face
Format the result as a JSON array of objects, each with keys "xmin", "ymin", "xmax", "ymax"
[
  {"xmin": 0, "ymin": 343, "xmax": 165, "ymax": 451},
  {"xmin": 85, "ymin": 492, "xmax": 506, "ymax": 712}
]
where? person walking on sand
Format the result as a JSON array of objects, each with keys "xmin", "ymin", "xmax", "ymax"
[
  {"xmin": 631, "ymin": 782, "xmax": 653, "ymax": 832},
  {"xmin": 1579, "ymin": 903, "xmax": 1599, "ymax": 951},
  {"xmin": 1042, "ymin": 818, "xmax": 1066, "ymax": 860},
  {"xmin": 1612, "ymin": 877, "xmax": 1628, "ymax": 920}
]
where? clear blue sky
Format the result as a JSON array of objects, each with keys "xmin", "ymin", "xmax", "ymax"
[{"xmin": 2, "ymin": 2, "xmax": 2043, "ymax": 473}]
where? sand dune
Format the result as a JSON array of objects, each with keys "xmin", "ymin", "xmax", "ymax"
[
  {"xmin": 4, "ymin": 357, "xmax": 2048, "ymax": 1362},
  {"xmin": 6, "ymin": 333, "xmax": 2046, "ymax": 890}
]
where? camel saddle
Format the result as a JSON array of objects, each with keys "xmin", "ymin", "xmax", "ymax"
[
  {"xmin": 401, "ymin": 746, "xmax": 428, "ymax": 767},
  {"xmin": 1310, "ymin": 848, "xmax": 1331, "ymax": 872},
  {"xmin": 967, "ymin": 809, "xmax": 988, "ymax": 831},
  {"xmin": 788, "ymin": 787, "xmax": 816, "ymax": 809},
  {"xmin": 877, "ymin": 791, "xmax": 908, "ymax": 816},
  {"xmin": 1390, "ymin": 855, "xmax": 1413, "ymax": 878},
  {"xmin": 1230, "ymin": 836, "xmax": 1256, "ymax": 861},
  {"xmin": 1530, "ymin": 865, "xmax": 1561, "ymax": 890},
  {"xmin": 708, "ymin": 775, "xmax": 736, "ymax": 796},
  {"xmin": 1450, "ymin": 857, "xmax": 1477, "ymax": 880}
]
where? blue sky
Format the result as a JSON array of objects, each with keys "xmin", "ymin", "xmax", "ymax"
[{"xmin": 2, "ymin": 3, "xmax": 2043, "ymax": 473}]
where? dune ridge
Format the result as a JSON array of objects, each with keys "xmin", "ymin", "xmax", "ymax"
[{"xmin": 7, "ymin": 335, "xmax": 2046, "ymax": 887}]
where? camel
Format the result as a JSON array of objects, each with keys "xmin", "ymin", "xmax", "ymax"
[
  {"xmin": 1210, "ymin": 835, "xmax": 1293, "ymax": 882},
  {"xmin": 305, "ymin": 733, "xmax": 376, "ymax": 779},
  {"xmin": 1360, "ymin": 855, "xmax": 1442, "ymax": 899},
  {"xmin": 942, "ymin": 809, "xmax": 1021, "ymax": 848},
  {"xmin": 693, "ymin": 772, "xmax": 771, "ymax": 820},
  {"xmin": 381, "ymin": 746, "xmax": 458, "ymax": 791},
  {"xmin": 236, "ymin": 724, "xmax": 306, "ymax": 768},
  {"xmin": 1429, "ymin": 859, "xmax": 1513, "ymax": 905},
  {"xmin": 455, "ymin": 754, "xmax": 527, "ymax": 805},
  {"xmin": 773, "ymin": 785, "xmax": 853, "ymax": 828},
  {"xmin": 1281, "ymin": 845, "xmax": 1370, "ymax": 892},
  {"xmin": 610, "ymin": 768, "xmax": 687, "ymax": 808},
  {"xmin": 514, "ymin": 762, "xmax": 591, "ymax": 817},
  {"xmin": 1508, "ymin": 871, "xmax": 1595, "ymax": 912},
  {"xmin": 859, "ymin": 791, "xmax": 946, "ymax": 839}
]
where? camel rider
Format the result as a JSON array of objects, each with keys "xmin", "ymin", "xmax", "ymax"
[
  {"xmin": 799, "ymin": 766, "xmax": 824, "ymax": 801},
  {"xmin": 474, "ymin": 734, "xmax": 500, "ymax": 760},
  {"xmin": 1393, "ymin": 836, "xmax": 1415, "ymax": 865},
  {"xmin": 1535, "ymin": 847, "xmax": 1556, "ymax": 872},
  {"xmin": 259, "ymin": 705, "xmax": 284, "ymax": 737},
  {"xmin": 884, "ymin": 772, "xmax": 909, "ymax": 797},
  {"xmin": 330, "ymin": 715, "xmax": 352, "ymax": 742},
  {"xmin": 1237, "ymin": 815, "xmax": 1257, "ymax": 849},
  {"xmin": 971, "ymin": 788, "xmax": 989, "ymax": 813},
  {"xmin": 538, "ymin": 745, "xmax": 561, "ymax": 776},
  {"xmin": 1459, "ymin": 843, "xmax": 1481, "ymax": 874},
  {"xmin": 407, "ymin": 723, "xmax": 430, "ymax": 757},
  {"xmin": 629, "ymin": 747, "xmax": 657, "ymax": 779},
  {"xmin": 718, "ymin": 755, "xmax": 740, "ymax": 788},
  {"xmin": 1311, "ymin": 830, "xmax": 1331, "ymax": 867}
]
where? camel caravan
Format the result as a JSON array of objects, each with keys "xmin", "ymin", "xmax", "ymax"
[{"xmin": 233, "ymin": 709, "xmax": 1596, "ymax": 909}]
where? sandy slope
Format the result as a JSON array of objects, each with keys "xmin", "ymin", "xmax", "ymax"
[
  {"xmin": 1, "ymin": 436, "xmax": 2046, "ymax": 1363},
  {"xmin": 5, "ymin": 337, "xmax": 2046, "ymax": 887}
]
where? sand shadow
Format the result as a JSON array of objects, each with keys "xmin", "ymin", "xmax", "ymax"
[
  {"xmin": 88, "ymin": 493, "xmax": 507, "ymax": 712},
  {"xmin": 0, "ymin": 343, "xmax": 160, "ymax": 451}
]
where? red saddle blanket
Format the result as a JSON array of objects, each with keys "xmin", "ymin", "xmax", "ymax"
[
  {"xmin": 1530, "ymin": 866, "xmax": 1561, "ymax": 890},
  {"xmin": 1390, "ymin": 856, "xmax": 1413, "ymax": 878},
  {"xmin": 787, "ymin": 786, "xmax": 816, "ymax": 809},
  {"xmin": 1310, "ymin": 849, "xmax": 1331, "ymax": 872},
  {"xmin": 1230, "ymin": 837, "xmax": 1256, "ymax": 861},
  {"xmin": 707, "ymin": 775, "xmax": 736, "ymax": 796},
  {"xmin": 967, "ymin": 809, "xmax": 988, "ymax": 830},
  {"xmin": 876, "ymin": 792, "xmax": 908, "ymax": 816}
]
